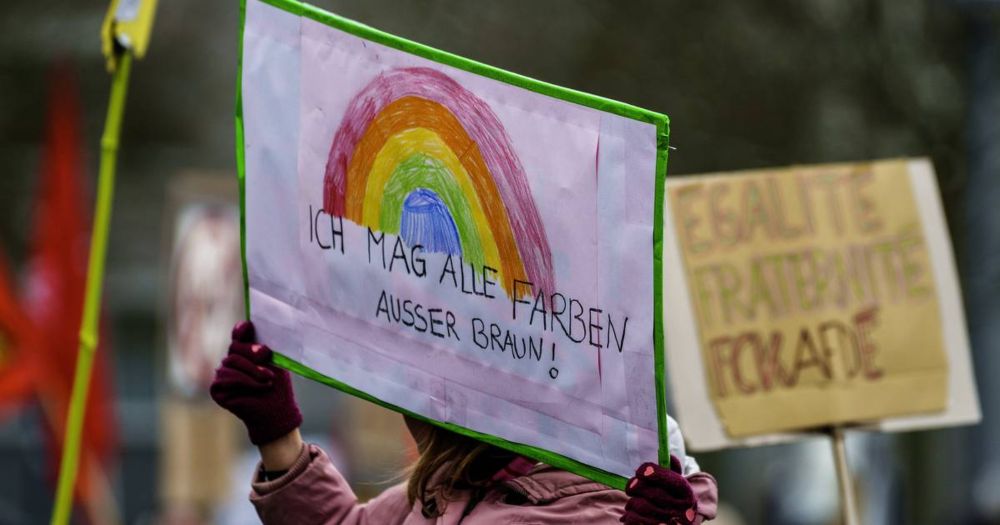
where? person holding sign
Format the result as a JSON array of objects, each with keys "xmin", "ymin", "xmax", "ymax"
[{"xmin": 211, "ymin": 321, "xmax": 718, "ymax": 524}]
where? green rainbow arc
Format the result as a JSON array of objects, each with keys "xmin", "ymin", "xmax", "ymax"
[{"xmin": 378, "ymin": 153, "xmax": 487, "ymax": 269}]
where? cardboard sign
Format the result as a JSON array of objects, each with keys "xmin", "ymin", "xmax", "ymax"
[
  {"xmin": 663, "ymin": 159, "xmax": 981, "ymax": 449},
  {"xmin": 238, "ymin": 0, "xmax": 671, "ymax": 484}
]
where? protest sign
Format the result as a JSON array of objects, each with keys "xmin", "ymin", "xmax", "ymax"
[
  {"xmin": 663, "ymin": 159, "xmax": 981, "ymax": 449},
  {"xmin": 238, "ymin": 0, "xmax": 670, "ymax": 484},
  {"xmin": 164, "ymin": 175, "xmax": 242, "ymax": 398},
  {"xmin": 159, "ymin": 175, "xmax": 242, "ymax": 518}
]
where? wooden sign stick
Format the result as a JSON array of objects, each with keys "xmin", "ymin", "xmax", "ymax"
[{"xmin": 830, "ymin": 426, "xmax": 861, "ymax": 525}]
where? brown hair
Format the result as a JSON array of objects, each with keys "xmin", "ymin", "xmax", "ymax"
[{"xmin": 406, "ymin": 424, "xmax": 517, "ymax": 513}]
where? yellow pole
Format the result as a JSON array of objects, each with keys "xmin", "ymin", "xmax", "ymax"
[{"xmin": 50, "ymin": 52, "xmax": 132, "ymax": 525}]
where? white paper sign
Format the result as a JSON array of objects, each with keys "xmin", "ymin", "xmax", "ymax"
[{"xmin": 239, "ymin": 0, "xmax": 671, "ymax": 479}]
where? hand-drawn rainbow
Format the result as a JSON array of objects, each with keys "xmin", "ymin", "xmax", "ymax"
[{"xmin": 323, "ymin": 67, "xmax": 554, "ymax": 297}]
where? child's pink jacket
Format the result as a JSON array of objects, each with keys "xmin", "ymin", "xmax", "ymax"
[{"xmin": 250, "ymin": 444, "xmax": 718, "ymax": 524}]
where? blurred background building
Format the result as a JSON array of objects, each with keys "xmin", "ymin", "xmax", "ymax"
[{"xmin": 0, "ymin": 0, "xmax": 998, "ymax": 523}]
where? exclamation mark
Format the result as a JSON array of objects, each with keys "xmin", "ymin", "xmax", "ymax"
[{"xmin": 548, "ymin": 342, "xmax": 559, "ymax": 379}]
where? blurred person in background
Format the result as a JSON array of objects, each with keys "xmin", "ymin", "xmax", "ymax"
[{"xmin": 210, "ymin": 320, "xmax": 720, "ymax": 524}]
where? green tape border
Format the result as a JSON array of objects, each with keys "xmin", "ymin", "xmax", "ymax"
[
  {"xmin": 235, "ymin": 0, "xmax": 671, "ymax": 490},
  {"xmin": 653, "ymin": 122, "xmax": 670, "ymax": 466},
  {"xmin": 236, "ymin": 0, "xmax": 250, "ymax": 321}
]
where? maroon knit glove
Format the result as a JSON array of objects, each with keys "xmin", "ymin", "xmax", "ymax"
[
  {"xmin": 621, "ymin": 456, "xmax": 698, "ymax": 525},
  {"xmin": 209, "ymin": 321, "xmax": 302, "ymax": 446}
]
